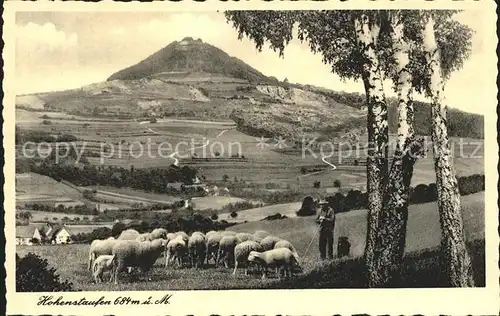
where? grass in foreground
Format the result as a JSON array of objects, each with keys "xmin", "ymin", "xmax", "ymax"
[{"xmin": 17, "ymin": 239, "xmax": 484, "ymax": 291}]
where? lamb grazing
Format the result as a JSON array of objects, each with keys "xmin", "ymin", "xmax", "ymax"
[
  {"xmin": 118, "ymin": 229, "xmax": 140, "ymax": 240},
  {"xmin": 188, "ymin": 232, "xmax": 206, "ymax": 269},
  {"xmin": 235, "ymin": 232, "xmax": 254, "ymax": 242},
  {"xmin": 148, "ymin": 228, "xmax": 168, "ymax": 240},
  {"xmin": 111, "ymin": 239, "xmax": 167, "ymax": 284},
  {"xmin": 217, "ymin": 235, "xmax": 241, "ymax": 268},
  {"xmin": 260, "ymin": 235, "xmax": 282, "ymax": 251},
  {"xmin": 205, "ymin": 232, "xmax": 223, "ymax": 264},
  {"xmin": 88, "ymin": 238, "xmax": 118, "ymax": 271},
  {"xmin": 253, "ymin": 230, "xmax": 270, "ymax": 240},
  {"xmin": 165, "ymin": 236, "xmax": 188, "ymax": 268},
  {"xmin": 92, "ymin": 255, "xmax": 114, "ymax": 284},
  {"xmin": 232, "ymin": 240, "xmax": 263, "ymax": 276},
  {"xmin": 221, "ymin": 230, "xmax": 237, "ymax": 237},
  {"xmin": 247, "ymin": 248, "xmax": 301, "ymax": 279}
]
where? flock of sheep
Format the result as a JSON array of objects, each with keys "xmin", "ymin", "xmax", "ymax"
[{"xmin": 89, "ymin": 228, "xmax": 303, "ymax": 284}]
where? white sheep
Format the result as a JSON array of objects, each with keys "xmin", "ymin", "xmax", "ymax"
[
  {"xmin": 235, "ymin": 232, "xmax": 254, "ymax": 242},
  {"xmin": 232, "ymin": 240, "xmax": 263, "ymax": 276},
  {"xmin": 191, "ymin": 231, "xmax": 206, "ymax": 239},
  {"xmin": 136, "ymin": 233, "xmax": 150, "ymax": 242},
  {"xmin": 248, "ymin": 248, "xmax": 301, "ymax": 279},
  {"xmin": 274, "ymin": 240, "xmax": 300, "ymax": 264},
  {"xmin": 205, "ymin": 232, "xmax": 223, "ymax": 264},
  {"xmin": 253, "ymin": 230, "xmax": 270, "ymax": 240},
  {"xmin": 148, "ymin": 228, "xmax": 168, "ymax": 240},
  {"xmin": 88, "ymin": 237, "xmax": 118, "ymax": 271},
  {"xmin": 221, "ymin": 230, "xmax": 237, "ymax": 236},
  {"xmin": 205, "ymin": 230, "xmax": 218, "ymax": 239},
  {"xmin": 175, "ymin": 231, "xmax": 189, "ymax": 244},
  {"xmin": 217, "ymin": 235, "xmax": 241, "ymax": 268},
  {"xmin": 165, "ymin": 236, "xmax": 188, "ymax": 268},
  {"xmin": 166, "ymin": 233, "xmax": 177, "ymax": 242},
  {"xmin": 188, "ymin": 232, "xmax": 206, "ymax": 269},
  {"xmin": 92, "ymin": 255, "xmax": 114, "ymax": 284},
  {"xmin": 111, "ymin": 239, "xmax": 167, "ymax": 284},
  {"xmin": 118, "ymin": 229, "xmax": 141, "ymax": 240},
  {"xmin": 260, "ymin": 235, "xmax": 282, "ymax": 251}
]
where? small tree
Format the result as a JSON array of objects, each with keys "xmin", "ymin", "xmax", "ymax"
[
  {"xmin": 333, "ymin": 180, "xmax": 342, "ymax": 188},
  {"xmin": 16, "ymin": 253, "xmax": 74, "ymax": 292},
  {"xmin": 230, "ymin": 211, "xmax": 238, "ymax": 218},
  {"xmin": 222, "ymin": 174, "xmax": 230, "ymax": 182}
]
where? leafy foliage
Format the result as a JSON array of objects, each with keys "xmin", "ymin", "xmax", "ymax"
[
  {"xmin": 225, "ymin": 10, "xmax": 472, "ymax": 93},
  {"xmin": 16, "ymin": 253, "xmax": 74, "ymax": 292}
]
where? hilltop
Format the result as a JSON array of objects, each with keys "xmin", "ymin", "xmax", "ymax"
[
  {"xmin": 108, "ymin": 37, "xmax": 273, "ymax": 84},
  {"xmin": 16, "ymin": 37, "xmax": 484, "ymax": 140}
]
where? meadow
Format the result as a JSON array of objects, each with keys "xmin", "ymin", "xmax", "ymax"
[{"xmin": 16, "ymin": 192, "xmax": 484, "ymax": 291}]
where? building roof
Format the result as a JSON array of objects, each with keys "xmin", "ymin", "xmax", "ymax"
[
  {"xmin": 16, "ymin": 225, "xmax": 37, "ymax": 238},
  {"xmin": 46, "ymin": 225, "xmax": 71, "ymax": 239}
]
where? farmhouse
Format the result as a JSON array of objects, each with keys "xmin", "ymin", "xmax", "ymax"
[
  {"xmin": 16, "ymin": 224, "xmax": 43, "ymax": 245},
  {"xmin": 46, "ymin": 225, "xmax": 73, "ymax": 244}
]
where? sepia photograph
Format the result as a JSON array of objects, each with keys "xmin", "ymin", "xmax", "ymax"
[{"xmin": 4, "ymin": 2, "xmax": 498, "ymax": 313}]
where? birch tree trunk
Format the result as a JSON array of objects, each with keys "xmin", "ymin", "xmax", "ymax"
[
  {"xmin": 354, "ymin": 14, "xmax": 389, "ymax": 280},
  {"xmin": 423, "ymin": 15, "xmax": 474, "ymax": 287},
  {"xmin": 370, "ymin": 12, "xmax": 421, "ymax": 287}
]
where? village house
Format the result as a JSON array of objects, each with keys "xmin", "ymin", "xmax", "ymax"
[
  {"xmin": 16, "ymin": 224, "xmax": 44, "ymax": 245},
  {"xmin": 46, "ymin": 225, "xmax": 73, "ymax": 244}
]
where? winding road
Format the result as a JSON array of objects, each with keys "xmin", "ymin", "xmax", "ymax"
[{"xmin": 139, "ymin": 119, "xmax": 230, "ymax": 166}]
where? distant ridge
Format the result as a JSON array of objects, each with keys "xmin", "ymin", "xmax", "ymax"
[{"xmin": 108, "ymin": 37, "xmax": 271, "ymax": 83}]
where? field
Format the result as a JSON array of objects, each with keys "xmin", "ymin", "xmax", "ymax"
[
  {"xmin": 17, "ymin": 210, "xmax": 97, "ymax": 222},
  {"xmin": 16, "ymin": 108, "xmax": 484, "ymax": 193},
  {"xmin": 16, "ymin": 192, "xmax": 484, "ymax": 291}
]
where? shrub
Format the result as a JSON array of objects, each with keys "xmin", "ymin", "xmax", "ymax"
[
  {"xmin": 296, "ymin": 196, "xmax": 316, "ymax": 217},
  {"xmin": 333, "ymin": 180, "xmax": 342, "ymax": 188},
  {"xmin": 111, "ymin": 222, "xmax": 126, "ymax": 237},
  {"xmin": 42, "ymin": 120, "xmax": 52, "ymax": 125},
  {"xmin": 16, "ymin": 253, "xmax": 74, "ymax": 292},
  {"xmin": 211, "ymin": 213, "xmax": 219, "ymax": 220},
  {"xmin": 313, "ymin": 181, "xmax": 321, "ymax": 189},
  {"xmin": 230, "ymin": 211, "xmax": 238, "ymax": 218}
]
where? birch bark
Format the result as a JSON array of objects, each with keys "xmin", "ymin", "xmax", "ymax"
[
  {"xmin": 354, "ymin": 14, "xmax": 389, "ymax": 279},
  {"xmin": 423, "ymin": 15, "xmax": 474, "ymax": 287},
  {"xmin": 370, "ymin": 12, "xmax": 419, "ymax": 287}
]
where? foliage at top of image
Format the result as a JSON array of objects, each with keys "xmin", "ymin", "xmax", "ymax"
[
  {"xmin": 16, "ymin": 252, "xmax": 74, "ymax": 292},
  {"xmin": 225, "ymin": 10, "xmax": 471, "ymax": 95}
]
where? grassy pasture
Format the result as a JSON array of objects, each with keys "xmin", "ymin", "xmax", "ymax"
[
  {"xmin": 16, "ymin": 192, "xmax": 484, "ymax": 291},
  {"xmin": 190, "ymin": 196, "xmax": 248, "ymax": 211}
]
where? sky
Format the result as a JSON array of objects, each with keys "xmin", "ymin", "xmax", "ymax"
[{"xmin": 15, "ymin": 10, "xmax": 495, "ymax": 115}]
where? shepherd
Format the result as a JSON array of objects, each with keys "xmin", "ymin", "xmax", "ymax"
[{"xmin": 316, "ymin": 201, "xmax": 336, "ymax": 260}]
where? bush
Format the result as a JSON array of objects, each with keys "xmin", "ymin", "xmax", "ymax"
[
  {"xmin": 458, "ymin": 174, "xmax": 485, "ymax": 196},
  {"xmin": 211, "ymin": 213, "xmax": 219, "ymax": 220},
  {"xmin": 296, "ymin": 196, "xmax": 316, "ymax": 217},
  {"xmin": 230, "ymin": 211, "xmax": 238, "ymax": 218},
  {"xmin": 333, "ymin": 180, "xmax": 342, "ymax": 188},
  {"xmin": 16, "ymin": 253, "xmax": 74, "ymax": 292},
  {"xmin": 111, "ymin": 222, "xmax": 126, "ymax": 237},
  {"xmin": 42, "ymin": 119, "xmax": 52, "ymax": 125}
]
